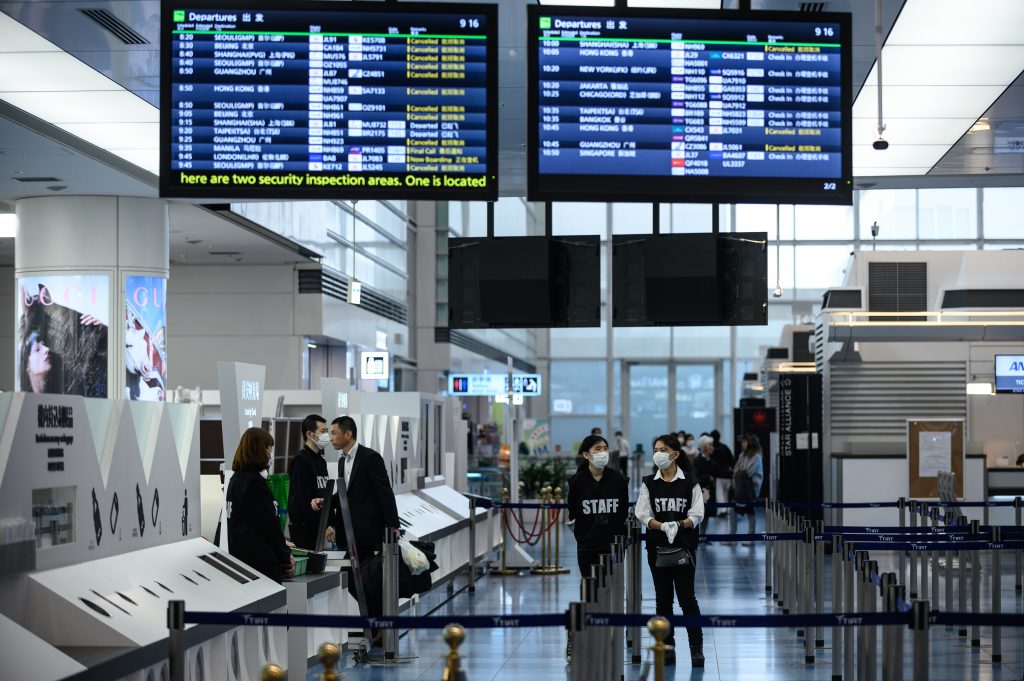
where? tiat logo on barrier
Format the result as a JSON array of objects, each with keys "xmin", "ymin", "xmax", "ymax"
[
  {"xmin": 585, "ymin": 616, "xmax": 610, "ymax": 626},
  {"xmin": 835, "ymin": 615, "xmax": 863, "ymax": 625},
  {"xmin": 709, "ymin": 617, "xmax": 737, "ymax": 627},
  {"xmin": 491, "ymin": 617, "xmax": 521, "ymax": 627},
  {"xmin": 242, "ymin": 614, "xmax": 269, "ymax": 625},
  {"xmin": 368, "ymin": 618, "xmax": 394, "ymax": 629}
]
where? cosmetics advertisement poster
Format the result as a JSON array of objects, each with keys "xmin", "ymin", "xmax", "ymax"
[
  {"xmin": 17, "ymin": 274, "xmax": 109, "ymax": 397},
  {"xmin": 125, "ymin": 275, "xmax": 167, "ymax": 401}
]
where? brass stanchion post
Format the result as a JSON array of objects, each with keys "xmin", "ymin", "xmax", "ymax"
[
  {"xmin": 551, "ymin": 487, "xmax": 570, "ymax": 574},
  {"xmin": 318, "ymin": 642, "xmax": 341, "ymax": 681},
  {"xmin": 442, "ymin": 623, "xmax": 466, "ymax": 681},
  {"xmin": 648, "ymin": 616, "xmax": 671, "ymax": 681},
  {"xmin": 260, "ymin": 664, "xmax": 286, "ymax": 681},
  {"xmin": 532, "ymin": 486, "xmax": 553, "ymax": 574}
]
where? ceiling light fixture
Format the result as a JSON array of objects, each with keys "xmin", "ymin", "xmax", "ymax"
[{"xmin": 965, "ymin": 382, "xmax": 993, "ymax": 395}]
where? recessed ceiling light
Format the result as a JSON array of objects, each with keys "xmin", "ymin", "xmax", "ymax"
[{"xmin": 185, "ymin": 238, "xmax": 203, "ymax": 245}]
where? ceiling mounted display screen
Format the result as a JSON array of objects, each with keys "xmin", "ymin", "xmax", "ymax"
[
  {"xmin": 527, "ymin": 6, "xmax": 852, "ymax": 205},
  {"xmin": 161, "ymin": 1, "xmax": 497, "ymax": 200}
]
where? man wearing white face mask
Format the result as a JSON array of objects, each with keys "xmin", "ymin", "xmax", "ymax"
[
  {"xmin": 287, "ymin": 414, "xmax": 338, "ymax": 550},
  {"xmin": 564, "ymin": 433, "xmax": 629, "ymax": 663}
]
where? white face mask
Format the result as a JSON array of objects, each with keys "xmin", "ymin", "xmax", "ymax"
[
  {"xmin": 589, "ymin": 452, "xmax": 609, "ymax": 470},
  {"xmin": 316, "ymin": 432, "xmax": 331, "ymax": 449},
  {"xmin": 260, "ymin": 468, "xmax": 269, "ymax": 479},
  {"xmin": 653, "ymin": 451, "xmax": 674, "ymax": 470}
]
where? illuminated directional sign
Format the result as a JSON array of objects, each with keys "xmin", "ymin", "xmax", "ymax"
[{"xmin": 448, "ymin": 373, "xmax": 543, "ymax": 396}]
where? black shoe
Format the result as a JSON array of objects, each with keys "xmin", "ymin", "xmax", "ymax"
[
  {"xmin": 565, "ymin": 631, "xmax": 572, "ymax": 663},
  {"xmin": 664, "ymin": 649, "xmax": 676, "ymax": 666},
  {"xmin": 690, "ymin": 643, "xmax": 705, "ymax": 667}
]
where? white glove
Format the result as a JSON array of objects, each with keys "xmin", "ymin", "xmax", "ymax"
[{"xmin": 662, "ymin": 521, "xmax": 679, "ymax": 545}]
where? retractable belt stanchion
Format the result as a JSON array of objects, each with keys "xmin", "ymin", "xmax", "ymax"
[
  {"xmin": 911, "ymin": 600, "xmax": 929, "ymax": 681},
  {"xmin": 627, "ymin": 518, "xmax": 643, "ymax": 664},
  {"xmin": 843, "ymin": 544, "xmax": 855, "ymax": 681},
  {"xmin": 957, "ymin": 515, "xmax": 968, "ymax": 638},
  {"xmin": 930, "ymin": 508, "xmax": 940, "ymax": 608},
  {"xmin": 815, "ymin": 519, "xmax": 826, "ymax": 649},
  {"xmin": 970, "ymin": 519, "xmax": 981, "ymax": 648},
  {"xmin": 648, "ymin": 616, "xmax": 670, "ymax": 681},
  {"xmin": 443, "ymin": 624, "xmax": 466, "ymax": 681},
  {"xmin": 944, "ymin": 511, "xmax": 955, "ymax": 614},
  {"xmin": 383, "ymin": 529, "xmax": 400, "ymax": 660},
  {"xmin": 865, "ymin": 560, "xmax": 878, "ymax": 681},
  {"xmin": 897, "ymin": 497, "xmax": 906, "ymax": 585},
  {"xmin": 909, "ymin": 501, "xmax": 918, "ymax": 598},
  {"xmin": 168, "ymin": 600, "xmax": 185, "ymax": 681},
  {"xmin": 803, "ymin": 523, "xmax": 814, "ymax": 663},
  {"xmin": 919, "ymin": 503, "xmax": 929, "ymax": 603},
  {"xmin": 467, "ymin": 497, "xmax": 477, "ymax": 592},
  {"xmin": 1015, "ymin": 496, "xmax": 1022, "ymax": 593},
  {"xmin": 856, "ymin": 551, "xmax": 868, "ymax": 681},
  {"xmin": 765, "ymin": 499, "xmax": 773, "ymax": 596},
  {"xmin": 491, "ymin": 489, "xmax": 517, "ymax": 576},
  {"xmin": 879, "ymin": 573, "xmax": 894, "ymax": 681},
  {"xmin": 551, "ymin": 488, "xmax": 570, "ymax": 574},
  {"xmin": 884, "ymin": 578, "xmax": 904, "ymax": 681},
  {"xmin": 832, "ymin": 535, "xmax": 843, "ymax": 681},
  {"xmin": 991, "ymin": 526, "xmax": 1003, "ymax": 663}
]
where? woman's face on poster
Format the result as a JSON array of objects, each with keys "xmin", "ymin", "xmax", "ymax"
[{"xmin": 28, "ymin": 337, "xmax": 51, "ymax": 376}]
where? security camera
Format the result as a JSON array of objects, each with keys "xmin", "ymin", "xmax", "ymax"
[
  {"xmin": 772, "ymin": 284, "xmax": 784, "ymax": 298},
  {"xmin": 872, "ymin": 137, "xmax": 889, "ymax": 151},
  {"xmin": 870, "ymin": 221, "xmax": 880, "ymax": 238}
]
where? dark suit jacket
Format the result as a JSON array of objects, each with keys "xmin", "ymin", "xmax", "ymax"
[{"xmin": 336, "ymin": 444, "xmax": 400, "ymax": 551}]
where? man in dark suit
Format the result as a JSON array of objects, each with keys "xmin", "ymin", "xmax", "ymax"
[{"xmin": 329, "ymin": 415, "xmax": 400, "ymax": 561}]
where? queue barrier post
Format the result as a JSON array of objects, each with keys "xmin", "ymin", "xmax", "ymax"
[
  {"xmin": 843, "ymin": 543, "xmax": 855, "ymax": 681},
  {"xmin": 582, "ymin": 577, "xmax": 598, "ymax": 681},
  {"xmin": 467, "ymin": 497, "xmax": 477, "ymax": 593},
  {"xmin": 880, "ymin": 573, "xmax": 894, "ymax": 681},
  {"xmin": 918, "ymin": 503, "xmax": 929, "ymax": 603},
  {"xmin": 260, "ymin": 663, "xmax": 286, "ymax": 681},
  {"xmin": 1015, "ymin": 496, "xmax": 1022, "ymax": 593},
  {"xmin": 855, "ymin": 551, "xmax": 869, "ymax": 681},
  {"xmin": 957, "ymin": 515, "xmax": 968, "ymax": 638},
  {"xmin": 913, "ymin": 499, "xmax": 921, "ymax": 593},
  {"xmin": 970, "ymin": 519, "xmax": 981, "ymax": 647},
  {"xmin": 316, "ymin": 643, "xmax": 341, "ymax": 681},
  {"xmin": 601, "ymin": 553, "xmax": 614, "ymax": 678},
  {"xmin": 168, "ymin": 600, "xmax": 185, "ymax": 681},
  {"xmin": 897, "ymin": 497, "xmax": 906, "ymax": 585},
  {"xmin": 803, "ymin": 523, "xmax": 815, "ymax": 663},
  {"xmin": 647, "ymin": 616, "xmax": 671, "ymax": 681},
  {"xmin": 930, "ymin": 506, "xmax": 940, "ymax": 608},
  {"xmin": 627, "ymin": 516, "xmax": 643, "ymax": 663},
  {"xmin": 442, "ymin": 624, "xmax": 466, "ymax": 681},
  {"xmin": 831, "ymin": 535, "xmax": 843, "ymax": 681},
  {"xmin": 765, "ymin": 499, "xmax": 773, "ymax": 595},
  {"xmin": 911, "ymin": 600, "xmax": 929, "ymax": 681},
  {"xmin": 491, "ymin": 489, "xmax": 517, "ymax": 576},
  {"xmin": 815, "ymin": 519, "xmax": 826, "ymax": 648},
  {"xmin": 568, "ymin": 601, "xmax": 586, "ymax": 681},
  {"xmin": 382, "ymin": 528, "xmax": 401, "ymax": 660},
  {"xmin": 944, "ymin": 511, "xmax": 955, "ymax": 614},
  {"xmin": 551, "ymin": 488, "xmax": 570, "ymax": 574},
  {"xmin": 865, "ymin": 560, "xmax": 879, "ymax": 681},
  {"xmin": 991, "ymin": 526, "xmax": 1002, "ymax": 663}
]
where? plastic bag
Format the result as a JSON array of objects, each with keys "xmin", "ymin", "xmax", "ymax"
[{"xmin": 398, "ymin": 537, "xmax": 430, "ymax": 575}]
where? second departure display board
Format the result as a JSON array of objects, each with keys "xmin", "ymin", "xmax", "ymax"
[
  {"xmin": 527, "ymin": 6, "xmax": 852, "ymax": 205},
  {"xmin": 160, "ymin": 1, "xmax": 497, "ymax": 200}
]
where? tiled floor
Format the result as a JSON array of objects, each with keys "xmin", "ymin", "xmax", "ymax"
[{"xmin": 307, "ymin": 512, "xmax": 1024, "ymax": 680}]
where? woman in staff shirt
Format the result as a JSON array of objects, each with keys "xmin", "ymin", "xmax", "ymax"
[
  {"xmin": 227, "ymin": 427, "xmax": 294, "ymax": 583},
  {"xmin": 564, "ymin": 433, "xmax": 629, "ymax": 663},
  {"xmin": 634, "ymin": 433, "xmax": 705, "ymax": 667}
]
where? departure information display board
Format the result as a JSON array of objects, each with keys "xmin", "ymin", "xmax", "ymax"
[
  {"xmin": 160, "ymin": 1, "xmax": 497, "ymax": 200},
  {"xmin": 527, "ymin": 6, "xmax": 852, "ymax": 205}
]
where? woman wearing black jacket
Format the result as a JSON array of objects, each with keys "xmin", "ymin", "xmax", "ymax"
[
  {"xmin": 635, "ymin": 433, "xmax": 706, "ymax": 667},
  {"xmin": 227, "ymin": 427, "xmax": 294, "ymax": 582},
  {"xmin": 564, "ymin": 434, "xmax": 629, "ymax": 662}
]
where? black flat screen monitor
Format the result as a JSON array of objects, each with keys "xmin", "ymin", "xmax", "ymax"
[
  {"xmin": 313, "ymin": 479, "xmax": 335, "ymax": 553},
  {"xmin": 161, "ymin": 1, "xmax": 498, "ymax": 200},
  {"xmin": 612, "ymin": 232, "xmax": 766, "ymax": 326},
  {"xmin": 448, "ymin": 235, "xmax": 601, "ymax": 329},
  {"xmin": 995, "ymin": 355, "xmax": 1024, "ymax": 394},
  {"xmin": 527, "ymin": 6, "xmax": 852, "ymax": 205}
]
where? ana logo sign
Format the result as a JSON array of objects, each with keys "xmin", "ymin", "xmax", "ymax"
[{"xmin": 1010, "ymin": 362, "xmax": 1024, "ymax": 372}]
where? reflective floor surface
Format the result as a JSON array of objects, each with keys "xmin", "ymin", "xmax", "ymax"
[{"xmin": 307, "ymin": 511, "xmax": 1024, "ymax": 680}]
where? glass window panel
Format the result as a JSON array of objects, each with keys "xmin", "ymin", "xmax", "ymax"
[
  {"xmin": 736, "ymin": 204, "xmax": 792, "ymax": 240},
  {"xmin": 983, "ymin": 187, "xmax": 1024, "ymax": 239},
  {"xmin": 795, "ymin": 204, "xmax": 854, "ymax": 240},
  {"xmin": 917, "ymin": 243, "xmax": 979, "ymax": 251},
  {"xmin": 550, "ymin": 323, "xmax": 608, "ymax": 358},
  {"xmin": 629, "ymin": 364, "xmax": 669, "ymax": 443},
  {"xmin": 461, "ymin": 203, "xmax": 488, "ymax": 237},
  {"xmin": 550, "ymin": 417, "xmax": 607, "ymax": 457},
  {"xmin": 614, "ymin": 326, "xmax": 671, "ymax": 358},
  {"xmin": 673, "ymin": 326, "xmax": 730, "ymax": 359},
  {"xmin": 550, "ymin": 360, "xmax": 607, "ymax": 416},
  {"xmin": 611, "ymin": 203, "xmax": 653, "ymax": 235},
  {"xmin": 734, "ymin": 305, "xmax": 792, "ymax": 357},
  {"xmin": 768, "ymin": 244, "xmax": 796, "ymax": 290},
  {"xmin": 494, "ymin": 197, "xmax": 528, "ymax": 237},
  {"xmin": 858, "ymin": 189, "xmax": 917, "ymax": 240},
  {"xmin": 982, "ymin": 243, "xmax": 1024, "ymax": 250},
  {"xmin": 663, "ymin": 203, "xmax": 714, "ymax": 233},
  {"xmin": 794, "ymin": 245, "xmax": 853, "ymax": 290},
  {"xmin": 675, "ymin": 364, "xmax": 715, "ymax": 437},
  {"xmin": 554, "ymin": 202, "xmax": 608, "ymax": 237},
  {"xmin": 918, "ymin": 188, "xmax": 977, "ymax": 240}
]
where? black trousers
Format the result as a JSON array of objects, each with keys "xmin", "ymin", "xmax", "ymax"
[
  {"xmin": 577, "ymin": 549, "xmax": 603, "ymax": 578},
  {"xmin": 647, "ymin": 550, "xmax": 702, "ymax": 649}
]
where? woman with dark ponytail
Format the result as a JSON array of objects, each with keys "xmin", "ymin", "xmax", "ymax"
[
  {"xmin": 634, "ymin": 433, "xmax": 705, "ymax": 667},
  {"xmin": 564, "ymin": 433, "xmax": 629, "ymax": 662}
]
